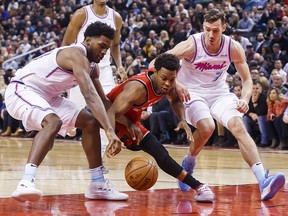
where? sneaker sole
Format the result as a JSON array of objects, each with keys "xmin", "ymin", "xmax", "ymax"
[
  {"xmin": 11, "ymin": 191, "xmax": 42, "ymax": 202},
  {"xmin": 85, "ymin": 193, "xmax": 129, "ymax": 201},
  {"xmin": 195, "ymin": 194, "xmax": 214, "ymax": 203},
  {"xmin": 195, "ymin": 198, "xmax": 214, "ymax": 203},
  {"xmin": 261, "ymin": 174, "xmax": 286, "ymax": 200}
]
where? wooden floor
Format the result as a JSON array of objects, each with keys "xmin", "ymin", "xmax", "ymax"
[{"xmin": 0, "ymin": 137, "xmax": 287, "ymax": 215}]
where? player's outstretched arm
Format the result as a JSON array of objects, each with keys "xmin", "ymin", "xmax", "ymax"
[
  {"xmin": 107, "ymin": 81, "xmax": 147, "ymax": 144},
  {"xmin": 62, "ymin": 8, "xmax": 86, "ymax": 46},
  {"xmin": 59, "ymin": 47, "xmax": 122, "ymax": 156},
  {"xmin": 149, "ymin": 37, "xmax": 195, "ymax": 68},
  {"xmin": 110, "ymin": 11, "xmax": 127, "ymax": 82},
  {"xmin": 231, "ymin": 40, "xmax": 252, "ymax": 114},
  {"xmin": 167, "ymin": 92, "xmax": 193, "ymax": 142}
]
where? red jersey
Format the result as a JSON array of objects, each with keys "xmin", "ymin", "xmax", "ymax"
[
  {"xmin": 107, "ymin": 70, "xmax": 164, "ymax": 122},
  {"xmin": 107, "ymin": 70, "xmax": 164, "ymax": 146}
]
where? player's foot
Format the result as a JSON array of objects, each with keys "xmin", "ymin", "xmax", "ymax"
[
  {"xmin": 11, "ymin": 179, "xmax": 42, "ymax": 202},
  {"xmin": 195, "ymin": 184, "xmax": 214, "ymax": 203},
  {"xmin": 177, "ymin": 155, "xmax": 196, "ymax": 192},
  {"xmin": 85, "ymin": 180, "xmax": 129, "ymax": 201},
  {"xmin": 260, "ymin": 169, "xmax": 285, "ymax": 201}
]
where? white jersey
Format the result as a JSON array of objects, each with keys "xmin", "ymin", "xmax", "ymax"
[
  {"xmin": 177, "ymin": 33, "xmax": 232, "ymax": 91},
  {"xmin": 12, "ymin": 43, "xmax": 87, "ymax": 101},
  {"xmin": 75, "ymin": 5, "xmax": 116, "ymax": 68}
]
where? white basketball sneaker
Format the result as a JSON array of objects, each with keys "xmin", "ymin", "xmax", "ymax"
[
  {"xmin": 195, "ymin": 184, "xmax": 214, "ymax": 203},
  {"xmin": 11, "ymin": 179, "xmax": 42, "ymax": 202},
  {"xmin": 85, "ymin": 180, "xmax": 129, "ymax": 201}
]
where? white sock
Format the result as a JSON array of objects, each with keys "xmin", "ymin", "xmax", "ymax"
[
  {"xmin": 90, "ymin": 166, "xmax": 104, "ymax": 182},
  {"xmin": 251, "ymin": 162, "xmax": 265, "ymax": 185},
  {"xmin": 23, "ymin": 163, "xmax": 37, "ymax": 182}
]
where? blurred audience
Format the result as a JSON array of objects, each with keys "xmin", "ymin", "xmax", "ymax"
[{"xmin": 1, "ymin": 0, "xmax": 288, "ymax": 149}]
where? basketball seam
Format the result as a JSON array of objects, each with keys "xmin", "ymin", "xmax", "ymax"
[
  {"xmin": 125, "ymin": 158, "xmax": 158, "ymax": 190},
  {"xmin": 135, "ymin": 164, "xmax": 153, "ymax": 190}
]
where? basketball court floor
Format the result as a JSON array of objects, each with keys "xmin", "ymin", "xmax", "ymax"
[{"xmin": 0, "ymin": 137, "xmax": 287, "ymax": 215}]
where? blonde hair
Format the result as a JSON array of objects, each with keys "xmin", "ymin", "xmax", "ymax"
[
  {"xmin": 160, "ymin": 30, "xmax": 169, "ymax": 43},
  {"xmin": 257, "ymin": 76, "xmax": 269, "ymax": 93}
]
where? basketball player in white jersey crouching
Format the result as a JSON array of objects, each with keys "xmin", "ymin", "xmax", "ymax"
[{"xmin": 5, "ymin": 22, "xmax": 128, "ymax": 202}]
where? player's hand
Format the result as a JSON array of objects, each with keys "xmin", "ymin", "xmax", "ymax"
[
  {"xmin": 105, "ymin": 129, "xmax": 123, "ymax": 158},
  {"xmin": 128, "ymin": 123, "xmax": 143, "ymax": 145},
  {"xmin": 118, "ymin": 66, "xmax": 128, "ymax": 83},
  {"xmin": 174, "ymin": 120, "xmax": 194, "ymax": 142},
  {"xmin": 176, "ymin": 81, "xmax": 190, "ymax": 102},
  {"xmin": 236, "ymin": 99, "xmax": 249, "ymax": 114}
]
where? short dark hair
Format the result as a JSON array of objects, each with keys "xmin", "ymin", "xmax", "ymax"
[
  {"xmin": 204, "ymin": 8, "xmax": 226, "ymax": 24},
  {"xmin": 84, "ymin": 21, "xmax": 115, "ymax": 40},
  {"xmin": 154, "ymin": 53, "xmax": 180, "ymax": 72}
]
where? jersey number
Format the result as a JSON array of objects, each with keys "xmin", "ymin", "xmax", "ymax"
[{"xmin": 212, "ymin": 71, "xmax": 222, "ymax": 81}]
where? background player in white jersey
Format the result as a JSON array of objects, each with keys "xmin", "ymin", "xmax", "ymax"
[
  {"xmin": 150, "ymin": 8, "xmax": 285, "ymax": 201},
  {"xmin": 62, "ymin": 0, "xmax": 127, "ymax": 160},
  {"xmin": 5, "ymin": 22, "xmax": 128, "ymax": 202},
  {"xmin": 62, "ymin": 0, "xmax": 127, "ymax": 95}
]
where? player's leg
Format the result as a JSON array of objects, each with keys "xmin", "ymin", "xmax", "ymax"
[
  {"xmin": 137, "ymin": 132, "xmax": 214, "ymax": 202},
  {"xmin": 75, "ymin": 108, "xmax": 128, "ymax": 201},
  {"xmin": 5, "ymin": 83, "xmax": 61, "ymax": 202},
  {"xmin": 227, "ymin": 116, "xmax": 285, "ymax": 200},
  {"xmin": 178, "ymin": 100, "xmax": 215, "ymax": 191},
  {"xmin": 215, "ymin": 95, "xmax": 285, "ymax": 200},
  {"xmin": 99, "ymin": 67, "xmax": 116, "ymax": 167}
]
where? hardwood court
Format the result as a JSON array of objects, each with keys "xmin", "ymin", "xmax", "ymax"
[{"xmin": 0, "ymin": 137, "xmax": 287, "ymax": 215}]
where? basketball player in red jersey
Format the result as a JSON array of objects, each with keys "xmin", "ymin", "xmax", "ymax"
[{"xmin": 105, "ymin": 53, "xmax": 214, "ymax": 202}]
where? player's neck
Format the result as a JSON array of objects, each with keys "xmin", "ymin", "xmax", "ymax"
[
  {"xmin": 204, "ymin": 37, "xmax": 222, "ymax": 54},
  {"xmin": 93, "ymin": 4, "xmax": 107, "ymax": 16}
]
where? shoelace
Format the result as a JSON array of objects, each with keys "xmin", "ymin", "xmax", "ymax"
[
  {"xmin": 104, "ymin": 179, "xmax": 115, "ymax": 191},
  {"xmin": 197, "ymin": 185, "xmax": 209, "ymax": 194}
]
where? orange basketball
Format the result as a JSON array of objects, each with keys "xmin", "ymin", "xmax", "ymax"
[{"xmin": 125, "ymin": 157, "xmax": 158, "ymax": 191}]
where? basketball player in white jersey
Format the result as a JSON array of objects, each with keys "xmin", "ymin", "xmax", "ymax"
[
  {"xmin": 150, "ymin": 9, "xmax": 285, "ymax": 201},
  {"xmin": 63, "ymin": 0, "xmax": 127, "ymax": 96},
  {"xmin": 62, "ymin": 0, "xmax": 127, "ymax": 160},
  {"xmin": 5, "ymin": 22, "xmax": 128, "ymax": 202}
]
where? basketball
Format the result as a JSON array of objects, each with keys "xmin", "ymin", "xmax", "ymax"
[{"xmin": 125, "ymin": 157, "xmax": 158, "ymax": 191}]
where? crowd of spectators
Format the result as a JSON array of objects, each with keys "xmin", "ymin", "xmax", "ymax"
[{"xmin": 0, "ymin": 0, "xmax": 288, "ymax": 149}]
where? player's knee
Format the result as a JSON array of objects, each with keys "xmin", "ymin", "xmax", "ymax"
[
  {"xmin": 198, "ymin": 121, "xmax": 215, "ymax": 139},
  {"xmin": 83, "ymin": 117, "xmax": 100, "ymax": 132},
  {"xmin": 230, "ymin": 123, "xmax": 247, "ymax": 138},
  {"xmin": 42, "ymin": 113, "xmax": 62, "ymax": 133}
]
